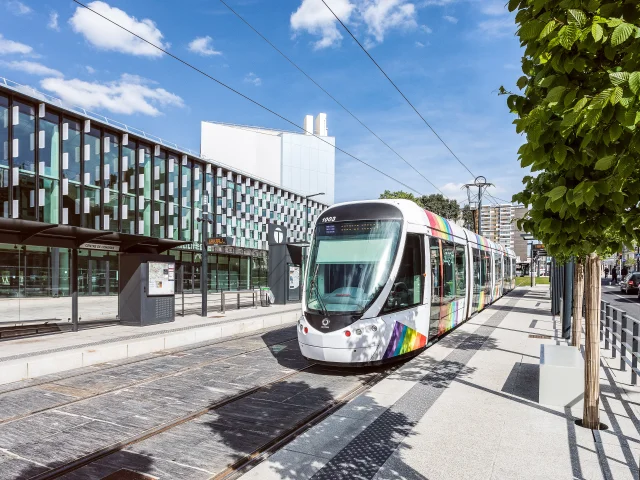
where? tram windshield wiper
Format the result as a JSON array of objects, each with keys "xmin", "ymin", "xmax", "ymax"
[{"xmin": 310, "ymin": 264, "xmax": 329, "ymax": 317}]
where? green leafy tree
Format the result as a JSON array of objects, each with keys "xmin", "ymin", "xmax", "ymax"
[
  {"xmin": 461, "ymin": 204, "xmax": 476, "ymax": 231},
  {"xmin": 419, "ymin": 194, "xmax": 461, "ymax": 221},
  {"xmin": 506, "ymin": 0, "xmax": 640, "ymax": 429},
  {"xmin": 379, "ymin": 190, "xmax": 418, "ymax": 202}
]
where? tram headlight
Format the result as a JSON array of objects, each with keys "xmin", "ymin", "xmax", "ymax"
[
  {"xmin": 355, "ymin": 328, "xmax": 362, "ymax": 335},
  {"xmin": 369, "ymin": 325, "xmax": 377, "ymax": 332}
]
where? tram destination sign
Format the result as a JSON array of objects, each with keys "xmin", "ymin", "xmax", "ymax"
[{"xmin": 79, "ymin": 242, "xmax": 120, "ymax": 252}]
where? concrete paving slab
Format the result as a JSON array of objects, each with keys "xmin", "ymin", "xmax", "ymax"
[{"xmin": 240, "ymin": 449, "xmax": 327, "ymax": 480}]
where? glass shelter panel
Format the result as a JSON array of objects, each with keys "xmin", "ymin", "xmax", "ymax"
[
  {"xmin": 0, "ymin": 95, "xmax": 8, "ymax": 218},
  {"xmin": 62, "ymin": 118, "xmax": 81, "ymax": 226},
  {"xmin": 13, "ymin": 101, "xmax": 36, "ymax": 221},
  {"xmin": 83, "ymin": 126, "xmax": 101, "ymax": 229},
  {"xmin": 38, "ymin": 110, "xmax": 60, "ymax": 224},
  {"xmin": 121, "ymin": 140, "xmax": 136, "ymax": 234}
]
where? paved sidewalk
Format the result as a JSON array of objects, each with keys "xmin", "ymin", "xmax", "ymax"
[{"xmin": 242, "ymin": 287, "xmax": 640, "ymax": 480}]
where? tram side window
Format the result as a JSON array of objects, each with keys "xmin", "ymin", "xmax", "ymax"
[
  {"xmin": 483, "ymin": 252, "xmax": 492, "ymax": 292},
  {"xmin": 382, "ymin": 234, "xmax": 424, "ymax": 313},
  {"xmin": 430, "ymin": 238, "xmax": 441, "ymax": 321},
  {"xmin": 495, "ymin": 256, "xmax": 502, "ymax": 286},
  {"xmin": 454, "ymin": 244, "xmax": 466, "ymax": 299},
  {"xmin": 472, "ymin": 248, "xmax": 481, "ymax": 293},
  {"xmin": 442, "ymin": 241, "xmax": 455, "ymax": 305}
]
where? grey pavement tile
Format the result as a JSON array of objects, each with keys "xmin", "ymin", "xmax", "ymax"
[
  {"xmin": 8, "ymin": 420, "xmax": 136, "ymax": 468},
  {"xmin": 0, "ymin": 451, "xmax": 49, "ymax": 480},
  {"xmin": 59, "ymin": 450, "xmax": 212, "ymax": 480},
  {"xmin": 0, "ymin": 410, "xmax": 93, "ymax": 448},
  {"xmin": 370, "ymin": 454, "xmax": 428, "ymax": 480},
  {"xmin": 284, "ymin": 414, "xmax": 379, "ymax": 460},
  {"xmin": 240, "ymin": 449, "xmax": 328, "ymax": 480},
  {"xmin": 0, "ymin": 388, "xmax": 78, "ymax": 421},
  {"xmin": 216, "ymin": 397, "xmax": 316, "ymax": 429}
]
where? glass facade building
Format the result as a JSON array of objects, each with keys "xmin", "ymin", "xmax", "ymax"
[{"xmin": 0, "ymin": 80, "xmax": 327, "ymax": 324}]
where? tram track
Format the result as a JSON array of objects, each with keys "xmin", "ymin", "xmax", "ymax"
[
  {"xmin": 25, "ymin": 359, "xmax": 400, "ymax": 480},
  {"xmin": 0, "ymin": 328, "xmax": 299, "ymax": 426}
]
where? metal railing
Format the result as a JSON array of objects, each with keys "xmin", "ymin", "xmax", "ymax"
[
  {"xmin": 175, "ymin": 288, "xmax": 261, "ymax": 316},
  {"xmin": 600, "ymin": 300, "xmax": 640, "ymax": 384},
  {"xmin": 220, "ymin": 289, "xmax": 258, "ymax": 313}
]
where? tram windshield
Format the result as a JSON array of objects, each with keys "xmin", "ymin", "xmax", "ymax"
[{"xmin": 305, "ymin": 220, "xmax": 401, "ymax": 315}]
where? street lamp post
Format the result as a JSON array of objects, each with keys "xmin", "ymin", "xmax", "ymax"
[{"xmin": 197, "ymin": 191, "xmax": 212, "ymax": 317}]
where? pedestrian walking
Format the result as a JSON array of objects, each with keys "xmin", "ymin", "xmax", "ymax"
[
  {"xmin": 612, "ymin": 266, "xmax": 618, "ymax": 283},
  {"xmin": 622, "ymin": 265, "xmax": 628, "ymax": 277},
  {"xmin": 604, "ymin": 267, "xmax": 609, "ymax": 278}
]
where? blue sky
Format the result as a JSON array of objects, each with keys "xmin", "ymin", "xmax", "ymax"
[{"xmin": 0, "ymin": 0, "xmax": 525, "ymax": 204}]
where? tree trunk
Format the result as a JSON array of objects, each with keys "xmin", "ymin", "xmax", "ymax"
[
  {"xmin": 572, "ymin": 259, "xmax": 584, "ymax": 347},
  {"xmin": 583, "ymin": 253, "xmax": 601, "ymax": 429}
]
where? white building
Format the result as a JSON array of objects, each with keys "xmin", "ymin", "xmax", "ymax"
[
  {"xmin": 479, "ymin": 204, "xmax": 516, "ymax": 250},
  {"xmin": 201, "ymin": 114, "xmax": 336, "ymax": 206}
]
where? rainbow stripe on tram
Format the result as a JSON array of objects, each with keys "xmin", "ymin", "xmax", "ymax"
[
  {"xmin": 425, "ymin": 211, "xmax": 455, "ymax": 241},
  {"xmin": 438, "ymin": 299, "xmax": 466, "ymax": 335},
  {"xmin": 474, "ymin": 233, "xmax": 490, "ymax": 250},
  {"xmin": 477, "ymin": 290, "xmax": 486, "ymax": 311},
  {"xmin": 383, "ymin": 322, "xmax": 427, "ymax": 359}
]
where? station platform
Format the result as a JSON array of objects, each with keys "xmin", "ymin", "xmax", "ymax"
[
  {"xmin": 243, "ymin": 287, "xmax": 640, "ymax": 480},
  {"xmin": 0, "ymin": 303, "xmax": 301, "ymax": 386}
]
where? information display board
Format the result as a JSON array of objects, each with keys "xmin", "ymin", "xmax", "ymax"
[{"xmin": 148, "ymin": 261, "xmax": 175, "ymax": 296}]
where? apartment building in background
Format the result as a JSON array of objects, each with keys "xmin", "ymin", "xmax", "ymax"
[{"xmin": 475, "ymin": 204, "xmax": 528, "ymax": 262}]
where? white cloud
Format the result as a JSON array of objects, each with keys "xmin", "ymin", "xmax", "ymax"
[
  {"xmin": 362, "ymin": 0, "xmax": 417, "ymax": 43},
  {"xmin": 478, "ymin": 17, "xmax": 515, "ymax": 38},
  {"xmin": 1, "ymin": 60, "xmax": 62, "ymax": 77},
  {"xmin": 69, "ymin": 1, "xmax": 168, "ymax": 57},
  {"xmin": 443, "ymin": 15, "xmax": 458, "ymax": 23},
  {"xmin": 6, "ymin": 1, "xmax": 31, "ymax": 15},
  {"xmin": 291, "ymin": 0, "xmax": 355, "ymax": 49},
  {"xmin": 292, "ymin": 0, "xmax": 419, "ymax": 49},
  {"xmin": 420, "ymin": 24, "xmax": 432, "ymax": 33},
  {"xmin": 0, "ymin": 34, "xmax": 32, "ymax": 55},
  {"xmin": 188, "ymin": 36, "xmax": 222, "ymax": 56},
  {"xmin": 40, "ymin": 74, "xmax": 184, "ymax": 116},
  {"xmin": 85, "ymin": 65, "xmax": 96, "ymax": 74},
  {"xmin": 415, "ymin": 41, "xmax": 425, "ymax": 47},
  {"xmin": 48, "ymin": 11, "xmax": 60, "ymax": 31},
  {"xmin": 243, "ymin": 72, "xmax": 261, "ymax": 86}
]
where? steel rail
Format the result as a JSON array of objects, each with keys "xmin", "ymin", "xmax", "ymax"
[{"xmin": 0, "ymin": 333, "xmax": 298, "ymax": 425}]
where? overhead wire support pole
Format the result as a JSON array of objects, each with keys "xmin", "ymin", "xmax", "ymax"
[
  {"xmin": 219, "ymin": 0, "xmax": 445, "ymax": 196},
  {"xmin": 71, "ymin": 0, "xmax": 426, "ymax": 197},
  {"xmin": 462, "ymin": 176, "xmax": 493, "ymax": 236}
]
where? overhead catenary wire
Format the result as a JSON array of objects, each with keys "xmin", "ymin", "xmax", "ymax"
[
  {"xmin": 71, "ymin": 0, "xmax": 427, "ymax": 197},
  {"xmin": 320, "ymin": 0, "xmax": 477, "ymax": 179},
  {"xmin": 218, "ymin": 0, "xmax": 446, "ymax": 197}
]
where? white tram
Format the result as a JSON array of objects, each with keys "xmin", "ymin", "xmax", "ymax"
[{"xmin": 298, "ymin": 200, "xmax": 516, "ymax": 365}]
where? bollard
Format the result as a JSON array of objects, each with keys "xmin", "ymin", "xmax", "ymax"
[
  {"xmin": 621, "ymin": 313, "xmax": 627, "ymax": 371},
  {"xmin": 612, "ymin": 309, "xmax": 618, "ymax": 359},
  {"xmin": 605, "ymin": 304, "xmax": 611, "ymax": 350},
  {"xmin": 633, "ymin": 321, "xmax": 639, "ymax": 386},
  {"xmin": 221, "ymin": 292, "xmax": 225, "ymax": 314},
  {"xmin": 237, "ymin": 292, "xmax": 240, "ymax": 310}
]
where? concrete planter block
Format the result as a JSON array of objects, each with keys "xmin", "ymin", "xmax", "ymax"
[{"xmin": 539, "ymin": 344, "xmax": 584, "ymax": 407}]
